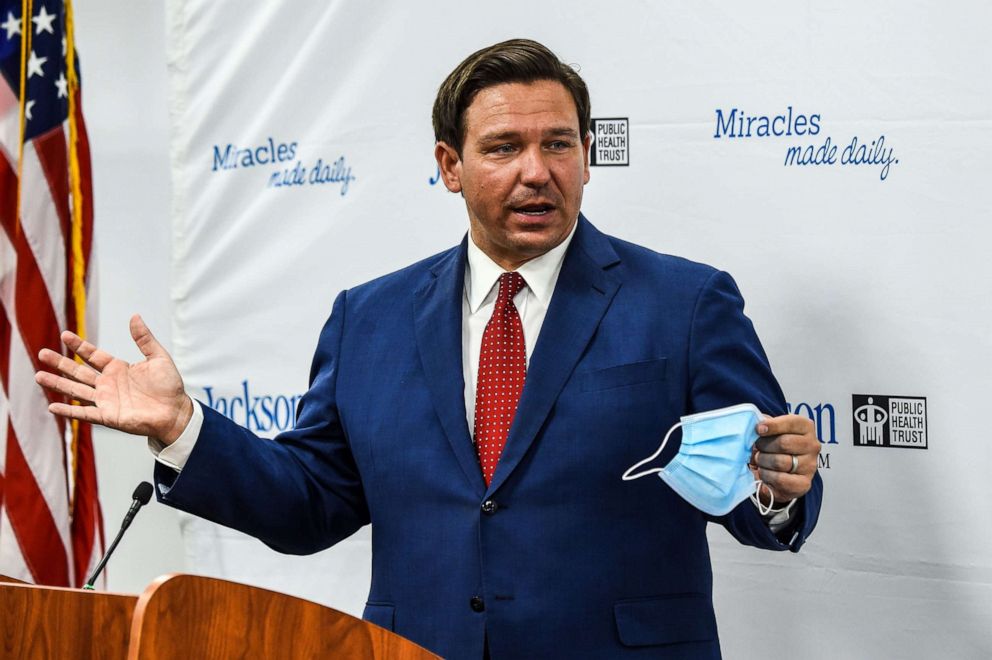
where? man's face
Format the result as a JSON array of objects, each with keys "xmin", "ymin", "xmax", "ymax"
[{"xmin": 435, "ymin": 80, "xmax": 591, "ymax": 270}]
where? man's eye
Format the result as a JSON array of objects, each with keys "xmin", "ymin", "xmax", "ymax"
[
  {"xmin": 492, "ymin": 144, "xmax": 516, "ymax": 154},
  {"xmin": 548, "ymin": 140, "xmax": 572, "ymax": 151}
]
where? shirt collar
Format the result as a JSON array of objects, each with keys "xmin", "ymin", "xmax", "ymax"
[{"xmin": 465, "ymin": 219, "xmax": 578, "ymax": 313}]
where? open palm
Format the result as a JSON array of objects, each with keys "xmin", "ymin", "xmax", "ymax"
[{"xmin": 35, "ymin": 315, "xmax": 193, "ymax": 444}]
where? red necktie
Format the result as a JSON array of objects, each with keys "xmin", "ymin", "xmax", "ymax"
[{"xmin": 474, "ymin": 272, "xmax": 527, "ymax": 486}]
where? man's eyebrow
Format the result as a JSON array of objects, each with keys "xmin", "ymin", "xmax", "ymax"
[
  {"xmin": 478, "ymin": 130, "xmax": 521, "ymax": 144},
  {"xmin": 477, "ymin": 127, "xmax": 579, "ymax": 143}
]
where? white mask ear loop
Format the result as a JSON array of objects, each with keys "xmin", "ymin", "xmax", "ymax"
[
  {"xmin": 622, "ymin": 423, "xmax": 682, "ymax": 481},
  {"xmin": 750, "ymin": 480, "xmax": 775, "ymax": 516}
]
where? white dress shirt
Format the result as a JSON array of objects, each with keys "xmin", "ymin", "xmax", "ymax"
[
  {"xmin": 461, "ymin": 222, "xmax": 576, "ymax": 432},
  {"xmin": 151, "ymin": 219, "xmax": 795, "ymax": 526}
]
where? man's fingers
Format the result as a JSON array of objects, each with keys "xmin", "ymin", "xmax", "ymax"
[
  {"xmin": 750, "ymin": 414, "xmax": 820, "ymax": 503},
  {"xmin": 38, "ymin": 347, "xmax": 65, "ymax": 369},
  {"xmin": 129, "ymin": 314, "xmax": 167, "ymax": 359},
  {"xmin": 756, "ymin": 414, "xmax": 814, "ymax": 437},
  {"xmin": 757, "ymin": 468, "xmax": 808, "ymax": 501},
  {"xmin": 755, "ymin": 433, "xmax": 820, "ymax": 455},
  {"xmin": 48, "ymin": 401, "xmax": 103, "ymax": 424},
  {"xmin": 61, "ymin": 331, "xmax": 115, "ymax": 371},
  {"xmin": 35, "ymin": 370, "xmax": 98, "ymax": 404},
  {"xmin": 38, "ymin": 348, "xmax": 99, "ymax": 386},
  {"xmin": 752, "ymin": 449, "xmax": 815, "ymax": 476}
]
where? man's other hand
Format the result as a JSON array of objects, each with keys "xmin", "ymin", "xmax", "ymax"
[
  {"xmin": 750, "ymin": 414, "xmax": 821, "ymax": 508},
  {"xmin": 34, "ymin": 314, "xmax": 192, "ymax": 445}
]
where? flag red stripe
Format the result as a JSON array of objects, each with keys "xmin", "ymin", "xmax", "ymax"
[
  {"xmin": 31, "ymin": 126, "xmax": 72, "ymax": 250},
  {"xmin": 33, "ymin": 128, "xmax": 75, "ymax": 341},
  {"xmin": 0, "ymin": 151, "xmax": 23, "ymax": 481},
  {"xmin": 0, "ymin": 140, "xmax": 15, "ymax": 233},
  {"xmin": 0, "ymin": 298, "xmax": 9, "ymax": 514},
  {"xmin": 70, "ymin": 421, "xmax": 102, "ymax": 586},
  {"xmin": 0, "ymin": 306, "xmax": 70, "ymax": 586},
  {"xmin": 0, "ymin": 157, "xmax": 69, "ymax": 420},
  {"xmin": 4, "ymin": 420, "xmax": 71, "ymax": 585}
]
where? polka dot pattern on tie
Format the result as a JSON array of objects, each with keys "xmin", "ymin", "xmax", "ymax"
[{"xmin": 474, "ymin": 271, "xmax": 527, "ymax": 486}]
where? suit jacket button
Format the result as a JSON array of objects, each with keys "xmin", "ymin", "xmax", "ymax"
[
  {"xmin": 481, "ymin": 499, "xmax": 498, "ymax": 515},
  {"xmin": 470, "ymin": 596, "xmax": 485, "ymax": 612}
]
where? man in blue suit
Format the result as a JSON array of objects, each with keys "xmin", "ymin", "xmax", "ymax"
[{"xmin": 38, "ymin": 39, "xmax": 822, "ymax": 659}]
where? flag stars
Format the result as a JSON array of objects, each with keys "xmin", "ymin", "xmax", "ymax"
[
  {"xmin": 25, "ymin": 99, "xmax": 35, "ymax": 121},
  {"xmin": 33, "ymin": 5, "xmax": 56, "ymax": 35},
  {"xmin": 27, "ymin": 49, "xmax": 47, "ymax": 78},
  {"xmin": 55, "ymin": 72, "xmax": 67, "ymax": 98},
  {"xmin": 2, "ymin": 11, "xmax": 20, "ymax": 40}
]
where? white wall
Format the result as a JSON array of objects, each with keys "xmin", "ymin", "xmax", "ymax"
[
  {"xmin": 69, "ymin": 4, "xmax": 992, "ymax": 658},
  {"xmin": 75, "ymin": 1, "xmax": 184, "ymax": 594}
]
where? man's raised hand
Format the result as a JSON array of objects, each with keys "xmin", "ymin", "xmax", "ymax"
[{"xmin": 35, "ymin": 315, "xmax": 193, "ymax": 445}]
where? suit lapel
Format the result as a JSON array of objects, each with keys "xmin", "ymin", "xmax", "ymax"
[
  {"xmin": 487, "ymin": 217, "xmax": 622, "ymax": 495},
  {"xmin": 413, "ymin": 238, "xmax": 487, "ymax": 497}
]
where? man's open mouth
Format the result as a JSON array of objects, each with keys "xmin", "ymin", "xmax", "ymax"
[{"xmin": 513, "ymin": 203, "xmax": 556, "ymax": 216}]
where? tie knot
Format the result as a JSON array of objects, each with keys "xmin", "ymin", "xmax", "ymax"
[{"xmin": 498, "ymin": 271, "xmax": 527, "ymax": 302}]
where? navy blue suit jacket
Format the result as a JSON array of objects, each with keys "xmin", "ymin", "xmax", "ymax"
[{"xmin": 156, "ymin": 215, "xmax": 822, "ymax": 659}]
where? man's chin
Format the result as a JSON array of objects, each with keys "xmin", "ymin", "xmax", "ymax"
[{"xmin": 505, "ymin": 229, "xmax": 570, "ymax": 261}]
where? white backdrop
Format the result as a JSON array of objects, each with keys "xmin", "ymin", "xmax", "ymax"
[
  {"xmin": 75, "ymin": 0, "xmax": 186, "ymax": 596},
  {"xmin": 83, "ymin": 1, "xmax": 992, "ymax": 658}
]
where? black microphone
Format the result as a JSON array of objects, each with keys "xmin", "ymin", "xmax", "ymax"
[{"xmin": 83, "ymin": 481, "xmax": 154, "ymax": 590}]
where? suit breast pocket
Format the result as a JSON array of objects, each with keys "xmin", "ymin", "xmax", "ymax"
[{"xmin": 577, "ymin": 358, "xmax": 667, "ymax": 392}]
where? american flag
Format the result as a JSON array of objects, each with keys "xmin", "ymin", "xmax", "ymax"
[{"xmin": 0, "ymin": 0, "xmax": 103, "ymax": 586}]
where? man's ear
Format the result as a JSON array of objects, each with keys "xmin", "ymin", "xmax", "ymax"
[
  {"xmin": 435, "ymin": 141, "xmax": 463, "ymax": 193},
  {"xmin": 582, "ymin": 132, "xmax": 592, "ymax": 185}
]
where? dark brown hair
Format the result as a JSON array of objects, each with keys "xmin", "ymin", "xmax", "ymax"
[{"xmin": 432, "ymin": 39, "xmax": 591, "ymax": 155}]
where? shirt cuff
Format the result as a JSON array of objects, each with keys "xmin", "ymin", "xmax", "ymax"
[
  {"xmin": 758, "ymin": 497, "xmax": 798, "ymax": 533},
  {"xmin": 147, "ymin": 398, "xmax": 204, "ymax": 472}
]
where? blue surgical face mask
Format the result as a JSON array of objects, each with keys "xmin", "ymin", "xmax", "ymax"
[{"xmin": 622, "ymin": 403, "xmax": 773, "ymax": 516}]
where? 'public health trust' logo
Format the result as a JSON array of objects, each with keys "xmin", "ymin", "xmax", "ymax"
[
  {"xmin": 852, "ymin": 394, "xmax": 927, "ymax": 449},
  {"xmin": 590, "ymin": 118, "xmax": 629, "ymax": 166}
]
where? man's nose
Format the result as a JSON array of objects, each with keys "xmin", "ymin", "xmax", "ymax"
[{"xmin": 518, "ymin": 147, "xmax": 552, "ymax": 187}]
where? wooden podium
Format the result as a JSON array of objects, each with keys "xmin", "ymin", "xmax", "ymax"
[{"xmin": 0, "ymin": 573, "xmax": 439, "ymax": 659}]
